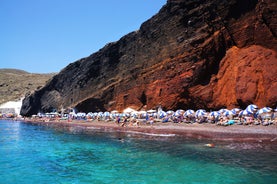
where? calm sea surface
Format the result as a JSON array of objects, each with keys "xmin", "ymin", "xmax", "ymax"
[{"xmin": 0, "ymin": 120, "xmax": 276, "ymax": 184}]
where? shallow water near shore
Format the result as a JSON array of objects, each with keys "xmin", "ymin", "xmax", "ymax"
[{"xmin": 1, "ymin": 120, "xmax": 276, "ymax": 184}]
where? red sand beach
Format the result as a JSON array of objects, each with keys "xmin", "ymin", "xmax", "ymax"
[{"xmin": 22, "ymin": 118, "xmax": 277, "ymax": 143}]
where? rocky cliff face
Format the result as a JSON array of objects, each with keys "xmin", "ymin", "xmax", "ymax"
[{"xmin": 21, "ymin": 0, "xmax": 277, "ymax": 116}]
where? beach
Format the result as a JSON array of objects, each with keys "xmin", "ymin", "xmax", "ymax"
[{"xmin": 21, "ymin": 118, "xmax": 277, "ymax": 143}]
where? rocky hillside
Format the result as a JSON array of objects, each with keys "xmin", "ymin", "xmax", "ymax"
[
  {"xmin": 21, "ymin": 0, "xmax": 277, "ymax": 116},
  {"xmin": 0, "ymin": 69, "xmax": 55, "ymax": 104}
]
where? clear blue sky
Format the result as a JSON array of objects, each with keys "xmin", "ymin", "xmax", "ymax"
[{"xmin": 0, "ymin": 0, "xmax": 166, "ymax": 73}]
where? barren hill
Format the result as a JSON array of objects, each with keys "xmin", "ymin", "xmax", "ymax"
[{"xmin": 0, "ymin": 69, "xmax": 55, "ymax": 104}]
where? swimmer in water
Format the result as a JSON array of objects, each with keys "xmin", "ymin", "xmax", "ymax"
[
  {"xmin": 118, "ymin": 138, "xmax": 124, "ymax": 142},
  {"xmin": 205, "ymin": 143, "xmax": 215, "ymax": 148}
]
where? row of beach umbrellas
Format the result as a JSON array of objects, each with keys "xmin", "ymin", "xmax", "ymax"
[{"xmin": 59, "ymin": 104, "xmax": 275, "ymax": 119}]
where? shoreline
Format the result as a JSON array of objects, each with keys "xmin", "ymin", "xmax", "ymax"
[{"xmin": 17, "ymin": 118, "xmax": 277, "ymax": 143}]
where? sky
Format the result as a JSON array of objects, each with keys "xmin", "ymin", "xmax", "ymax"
[{"xmin": 0, "ymin": 0, "xmax": 166, "ymax": 73}]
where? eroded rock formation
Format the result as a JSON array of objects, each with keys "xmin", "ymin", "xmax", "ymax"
[{"xmin": 21, "ymin": 0, "xmax": 277, "ymax": 116}]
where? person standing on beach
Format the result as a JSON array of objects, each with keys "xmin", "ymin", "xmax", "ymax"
[
  {"xmin": 121, "ymin": 117, "xmax": 128, "ymax": 127},
  {"xmin": 149, "ymin": 117, "xmax": 154, "ymax": 126},
  {"xmin": 116, "ymin": 116, "xmax": 121, "ymax": 125}
]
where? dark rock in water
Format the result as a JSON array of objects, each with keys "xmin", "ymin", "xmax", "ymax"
[{"xmin": 20, "ymin": 0, "xmax": 277, "ymax": 116}]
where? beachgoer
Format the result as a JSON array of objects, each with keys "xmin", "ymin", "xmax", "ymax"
[
  {"xmin": 121, "ymin": 117, "xmax": 128, "ymax": 127},
  {"xmin": 133, "ymin": 119, "xmax": 140, "ymax": 126},
  {"xmin": 116, "ymin": 117, "xmax": 121, "ymax": 125},
  {"xmin": 149, "ymin": 117, "xmax": 154, "ymax": 126}
]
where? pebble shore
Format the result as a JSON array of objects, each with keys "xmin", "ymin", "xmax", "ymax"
[{"xmin": 22, "ymin": 118, "xmax": 277, "ymax": 143}]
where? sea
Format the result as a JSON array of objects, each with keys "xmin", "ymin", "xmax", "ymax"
[{"xmin": 0, "ymin": 120, "xmax": 276, "ymax": 184}]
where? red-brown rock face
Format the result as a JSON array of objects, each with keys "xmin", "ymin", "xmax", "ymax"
[
  {"xmin": 21, "ymin": 0, "xmax": 277, "ymax": 116},
  {"xmin": 190, "ymin": 45, "xmax": 277, "ymax": 110}
]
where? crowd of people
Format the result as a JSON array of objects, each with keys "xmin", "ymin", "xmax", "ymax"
[
  {"xmin": 1, "ymin": 104, "xmax": 276, "ymax": 128},
  {"xmin": 22, "ymin": 105, "xmax": 276, "ymax": 127}
]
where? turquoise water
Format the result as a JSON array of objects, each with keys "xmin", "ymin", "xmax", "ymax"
[{"xmin": 0, "ymin": 120, "xmax": 276, "ymax": 184}]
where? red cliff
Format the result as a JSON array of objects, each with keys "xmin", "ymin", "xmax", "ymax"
[{"xmin": 21, "ymin": 0, "xmax": 277, "ymax": 116}]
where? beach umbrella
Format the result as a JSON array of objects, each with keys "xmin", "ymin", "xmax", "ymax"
[
  {"xmin": 239, "ymin": 110, "xmax": 253, "ymax": 116},
  {"xmin": 87, "ymin": 112, "xmax": 93, "ymax": 115},
  {"xmin": 86, "ymin": 112, "xmax": 94, "ymax": 117},
  {"xmin": 246, "ymin": 104, "xmax": 258, "ymax": 113},
  {"xmin": 195, "ymin": 109, "xmax": 207, "ymax": 117},
  {"xmin": 123, "ymin": 113, "xmax": 131, "ymax": 117},
  {"xmin": 183, "ymin": 109, "xmax": 195, "ymax": 117},
  {"xmin": 209, "ymin": 111, "xmax": 219, "ymax": 117},
  {"xmin": 76, "ymin": 112, "xmax": 86, "ymax": 118},
  {"xmin": 138, "ymin": 111, "xmax": 147, "ymax": 118},
  {"xmin": 257, "ymin": 107, "xmax": 272, "ymax": 115},
  {"xmin": 231, "ymin": 108, "xmax": 241, "ymax": 114},
  {"xmin": 113, "ymin": 113, "xmax": 120, "ymax": 117},
  {"xmin": 218, "ymin": 109, "xmax": 228, "ymax": 114},
  {"xmin": 158, "ymin": 111, "xmax": 167, "ymax": 118},
  {"xmin": 123, "ymin": 107, "xmax": 137, "ymax": 114},
  {"xmin": 152, "ymin": 112, "xmax": 158, "ymax": 118},
  {"xmin": 222, "ymin": 110, "xmax": 235, "ymax": 117},
  {"xmin": 50, "ymin": 112, "xmax": 59, "ymax": 116},
  {"xmin": 69, "ymin": 111, "xmax": 76, "ymax": 116},
  {"xmin": 37, "ymin": 112, "xmax": 46, "ymax": 118},
  {"xmin": 97, "ymin": 112, "xmax": 104, "ymax": 117},
  {"xmin": 166, "ymin": 110, "xmax": 175, "ymax": 115},
  {"xmin": 111, "ymin": 110, "xmax": 119, "ymax": 114},
  {"xmin": 138, "ymin": 110, "xmax": 147, "ymax": 114},
  {"xmin": 147, "ymin": 109, "xmax": 156, "ymax": 113},
  {"xmin": 174, "ymin": 109, "xmax": 184, "ymax": 116},
  {"xmin": 103, "ymin": 111, "xmax": 110, "ymax": 117},
  {"xmin": 130, "ymin": 111, "xmax": 138, "ymax": 118},
  {"xmin": 118, "ymin": 113, "xmax": 125, "ymax": 117}
]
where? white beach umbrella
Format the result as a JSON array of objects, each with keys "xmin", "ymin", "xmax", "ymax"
[
  {"xmin": 111, "ymin": 110, "xmax": 119, "ymax": 115},
  {"xmin": 138, "ymin": 111, "xmax": 147, "ymax": 117},
  {"xmin": 123, "ymin": 107, "xmax": 137, "ymax": 114},
  {"xmin": 158, "ymin": 111, "xmax": 167, "ymax": 118},
  {"xmin": 239, "ymin": 110, "xmax": 252, "ymax": 116},
  {"xmin": 231, "ymin": 108, "xmax": 241, "ymax": 115},
  {"xmin": 138, "ymin": 111, "xmax": 147, "ymax": 118},
  {"xmin": 147, "ymin": 109, "xmax": 156, "ymax": 113},
  {"xmin": 166, "ymin": 110, "xmax": 175, "ymax": 115},
  {"xmin": 209, "ymin": 111, "xmax": 219, "ymax": 117},
  {"xmin": 138, "ymin": 110, "xmax": 147, "ymax": 114},
  {"xmin": 86, "ymin": 112, "xmax": 94, "ymax": 117},
  {"xmin": 183, "ymin": 109, "xmax": 195, "ymax": 117},
  {"xmin": 97, "ymin": 112, "xmax": 104, "ymax": 117},
  {"xmin": 113, "ymin": 113, "xmax": 120, "ymax": 117},
  {"xmin": 195, "ymin": 109, "xmax": 207, "ymax": 117},
  {"xmin": 222, "ymin": 110, "xmax": 235, "ymax": 117},
  {"xmin": 175, "ymin": 109, "xmax": 185, "ymax": 116},
  {"xmin": 218, "ymin": 109, "xmax": 228, "ymax": 114},
  {"xmin": 246, "ymin": 104, "xmax": 258, "ymax": 113},
  {"xmin": 130, "ymin": 111, "xmax": 138, "ymax": 118},
  {"xmin": 257, "ymin": 107, "xmax": 272, "ymax": 115},
  {"xmin": 103, "ymin": 111, "xmax": 110, "ymax": 117},
  {"xmin": 77, "ymin": 112, "xmax": 86, "ymax": 117}
]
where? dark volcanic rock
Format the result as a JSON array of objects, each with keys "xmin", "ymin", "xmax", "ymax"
[{"xmin": 21, "ymin": 0, "xmax": 277, "ymax": 116}]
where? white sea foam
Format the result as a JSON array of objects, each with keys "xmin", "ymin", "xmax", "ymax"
[{"xmin": 125, "ymin": 130, "xmax": 176, "ymax": 137}]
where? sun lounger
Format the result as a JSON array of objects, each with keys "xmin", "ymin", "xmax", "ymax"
[{"xmin": 224, "ymin": 120, "xmax": 234, "ymax": 126}]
